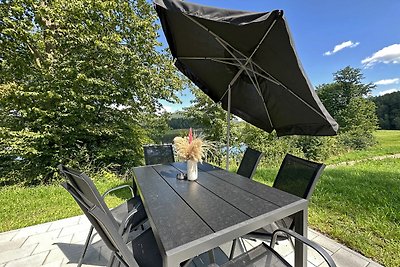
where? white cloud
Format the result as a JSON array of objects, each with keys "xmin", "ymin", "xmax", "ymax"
[
  {"xmin": 323, "ymin": 40, "xmax": 360, "ymax": 56},
  {"xmin": 157, "ymin": 104, "xmax": 174, "ymax": 114},
  {"xmin": 374, "ymin": 78, "xmax": 399, "ymax": 85},
  {"xmin": 378, "ymin": 88, "xmax": 400, "ymax": 96},
  {"xmin": 163, "ymin": 105, "xmax": 173, "ymax": 113},
  {"xmin": 362, "ymin": 44, "xmax": 400, "ymax": 67}
]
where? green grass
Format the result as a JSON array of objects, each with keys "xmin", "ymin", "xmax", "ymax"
[
  {"xmin": 253, "ymin": 156, "xmax": 400, "ymax": 267},
  {"xmin": 310, "ymin": 159, "xmax": 400, "ymax": 267},
  {"xmin": 326, "ymin": 130, "xmax": 400, "ymax": 164},
  {"xmin": 0, "ymin": 176, "xmax": 129, "ymax": 232}
]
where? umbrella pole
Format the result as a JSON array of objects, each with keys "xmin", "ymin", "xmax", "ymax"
[{"xmin": 226, "ymin": 85, "xmax": 231, "ymax": 170}]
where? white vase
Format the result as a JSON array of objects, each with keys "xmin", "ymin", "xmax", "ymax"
[{"xmin": 187, "ymin": 159, "xmax": 198, "ymax": 181}]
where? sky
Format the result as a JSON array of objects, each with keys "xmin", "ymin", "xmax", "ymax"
[{"xmin": 159, "ymin": 0, "xmax": 400, "ymax": 112}]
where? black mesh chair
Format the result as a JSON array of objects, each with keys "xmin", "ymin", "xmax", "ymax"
[
  {"xmin": 222, "ymin": 229, "xmax": 336, "ymax": 267},
  {"xmin": 143, "ymin": 144, "xmax": 175, "ymax": 165},
  {"xmin": 58, "ymin": 165, "xmax": 148, "ymax": 267},
  {"xmin": 61, "ymin": 182, "xmax": 162, "ymax": 267},
  {"xmin": 244, "ymin": 154, "xmax": 325, "ymax": 243},
  {"xmin": 236, "ymin": 147, "xmax": 263, "ymax": 179}
]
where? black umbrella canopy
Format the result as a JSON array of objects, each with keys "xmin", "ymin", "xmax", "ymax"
[{"xmin": 155, "ymin": 0, "xmax": 338, "ymax": 136}]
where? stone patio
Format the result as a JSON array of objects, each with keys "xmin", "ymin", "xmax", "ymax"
[{"xmin": 0, "ymin": 215, "xmax": 383, "ymax": 267}]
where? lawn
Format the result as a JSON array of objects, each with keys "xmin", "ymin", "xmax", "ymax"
[
  {"xmin": 326, "ymin": 130, "xmax": 400, "ymax": 164},
  {"xmin": 0, "ymin": 173, "xmax": 129, "ymax": 233},
  {"xmin": 310, "ymin": 159, "xmax": 400, "ymax": 267},
  {"xmin": 1, "ymin": 130, "xmax": 399, "ymax": 266},
  {"xmin": 252, "ymin": 131, "xmax": 400, "ymax": 267}
]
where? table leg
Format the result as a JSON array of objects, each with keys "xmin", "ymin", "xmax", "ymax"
[{"xmin": 294, "ymin": 208, "xmax": 308, "ymax": 267}]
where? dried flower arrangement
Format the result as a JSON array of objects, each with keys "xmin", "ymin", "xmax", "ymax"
[{"xmin": 173, "ymin": 128, "xmax": 210, "ymax": 162}]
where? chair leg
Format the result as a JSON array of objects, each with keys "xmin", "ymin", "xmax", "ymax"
[
  {"xmin": 78, "ymin": 225, "xmax": 95, "ymax": 267},
  {"xmin": 239, "ymin": 237, "xmax": 247, "ymax": 253},
  {"xmin": 229, "ymin": 239, "xmax": 237, "ymax": 260},
  {"xmin": 208, "ymin": 249, "xmax": 216, "ymax": 264}
]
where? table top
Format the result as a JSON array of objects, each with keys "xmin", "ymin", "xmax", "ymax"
[{"xmin": 133, "ymin": 162, "xmax": 308, "ymax": 265}]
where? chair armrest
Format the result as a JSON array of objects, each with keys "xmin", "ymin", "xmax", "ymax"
[
  {"xmin": 102, "ymin": 184, "xmax": 135, "ymax": 199},
  {"xmin": 119, "ymin": 201, "xmax": 143, "ymax": 238},
  {"xmin": 271, "ymin": 228, "xmax": 336, "ymax": 267}
]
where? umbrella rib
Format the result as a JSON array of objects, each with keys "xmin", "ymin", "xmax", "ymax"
[
  {"xmin": 213, "ymin": 17, "xmax": 280, "ymax": 100},
  {"xmin": 223, "ymin": 15, "xmax": 279, "ymax": 87},
  {"xmin": 182, "ymin": 14, "xmax": 249, "ymax": 61},
  {"xmin": 248, "ymin": 63, "xmax": 274, "ymax": 128},
  {"xmin": 250, "ymin": 62, "xmax": 329, "ymax": 120},
  {"xmin": 181, "ymin": 13, "xmax": 281, "ymax": 101},
  {"xmin": 178, "ymin": 56, "xmax": 246, "ymax": 62},
  {"xmin": 181, "ymin": 12, "xmax": 328, "ymax": 123}
]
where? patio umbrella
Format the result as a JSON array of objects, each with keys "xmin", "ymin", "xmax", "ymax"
[{"xmin": 155, "ymin": 0, "xmax": 338, "ymax": 168}]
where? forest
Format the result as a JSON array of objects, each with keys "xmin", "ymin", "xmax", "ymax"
[{"xmin": 373, "ymin": 91, "xmax": 400, "ymax": 130}]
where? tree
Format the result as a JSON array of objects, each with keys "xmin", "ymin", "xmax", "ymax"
[
  {"xmin": 373, "ymin": 91, "xmax": 400, "ymax": 130},
  {"xmin": 183, "ymin": 88, "xmax": 228, "ymax": 143},
  {"xmin": 0, "ymin": 0, "xmax": 185, "ymax": 184},
  {"xmin": 316, "ymin": 66, "xmax": 378, "ymax": 149}
]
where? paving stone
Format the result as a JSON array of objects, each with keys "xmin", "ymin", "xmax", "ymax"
[
  {"xmin": 70, "ymin": 229, "xmax": 102, "ymax": 245},
  {"xmin": 273, "ymin": 239, "xmax": 294, "ymax": 257},
  {"xmin": 70, "ymin": 230, "xmax": 89, "ymax": 244},
  {"xmin": 312, "ymin": 234, "xmax": 341, "ymax": 254},
  {"xmin": 340, "ymin": 246, "xmax": 377, "ymax": 263},
  {"xmin": 308, "ymin": 229, "xmax": 319, "ymax": 240},
  {"xmin": 328, "ymin": 248, "xmax": 369, "ymax": 267},
  {"xmin": 78, "ymin": 216, "xmax": 90, "ymax": 225},
  {"xmin": 0, "ymin": 218, "xmax": 386, "ymax": 267},
  {"xmin": 366, "ymin": 261, "xmax": 384, "ymax": 267},
  {"xmin": 0, "ymin": 237, "xmax": 27, "ymax": 253},
  {"xmin": 4, "ymin": 251, "xmax": 48, "ymax": 267},
  {"xmin": 44, "ymin": 249, "xmax": 70, "ymax": 265},
  {"xmin": 32, "ymin": 234, "xmax": 73, "ymax": 254},
  {"xmin": 283, "ymin": 253, "xmax": 317, "ymax": 267},
  {"xmin": 0, "ymin": 244, "xmax": 37, "ymax": 265},
  {"xmin": 48, "ymin": 217, "xmax": 80, "ymax": 232},
  {"xmin": 12, "ymin": 223, "xmax": 51, "ymax": 240},
  {"xmin": 307, "ymin": 246, "xmax": 331, "ymax": 266},
  {"xmin": 41, "ymin": 259, "xmax": 64, "ymax": 267},
  {"xmin": 58, "ymin": 224, "xmax": 90, "ymax": 239},
  {"xmin": 0, "ymin": 230, "xmax": 18, "ymax": 242},
  {"xmin": 24, "ymin": 229, "xmax": 62, "ymax": 246}
]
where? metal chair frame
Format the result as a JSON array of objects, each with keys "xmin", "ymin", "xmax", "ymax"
[{"xmin": 58, "ymin": 165, "xmax": 147, "ymax": 267}]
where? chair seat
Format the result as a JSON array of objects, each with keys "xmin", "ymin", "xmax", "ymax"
[
  {"xmin": 112, "ymin": 196, "xmax": 147, "ymax": 228},
  {"xmin": 221, "ymin": 243, "xmax": 291, "ymax": 267},
  {"xmin": 128, "ymin": 228, "xmax": 163, "ymax": 267}
]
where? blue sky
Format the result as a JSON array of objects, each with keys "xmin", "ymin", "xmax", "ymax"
[{"xmin": 159, "ymin": 0, "xmax": 400, "ymax": 112}]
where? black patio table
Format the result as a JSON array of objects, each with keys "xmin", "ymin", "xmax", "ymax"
[{"xmin": 132, "ymin": 162, "xmax": 308, "ymax": 267}]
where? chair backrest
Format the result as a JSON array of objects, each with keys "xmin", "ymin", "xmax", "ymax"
[
  {"xmin": 237, "ymin": 147, "xmax": 263, "ymax": 179},
  {"xmin": 58, "ymin": 164, "xmax": 117, "ymax": 227},
  {"xmin": 61, "ymin": 182, "xmax": 138, "ymax": 267},
  {"xmin": 273, "ymin": 154, "xmax": 325, "ymax": 200},
  {"xmin": 143, "ymin": 144, "xmax": 174, "ymax": 165}
]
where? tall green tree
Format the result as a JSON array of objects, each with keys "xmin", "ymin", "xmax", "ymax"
[
  {"xmin": 373, "ymin": 91, "xmax": 400, "ymax": 130},
  {"xmin": 0, "ymin": 0, "xmax": 185, "ymax": 184},
  {"xmin": 184, "ymin": 87, "xmax": 227, "ymax": 143},
  {"xmin": 316, "ymin": 66, "xmax": 378, "ymax": 149}
]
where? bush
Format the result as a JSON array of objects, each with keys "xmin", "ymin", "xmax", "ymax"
[
  {"xmin": 338, "ymin": 129, "xmax": 376, "ymax": 150},
  {"xmin": 294, "ymin": 136, "xmax": 341, "ymax": 161}
]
